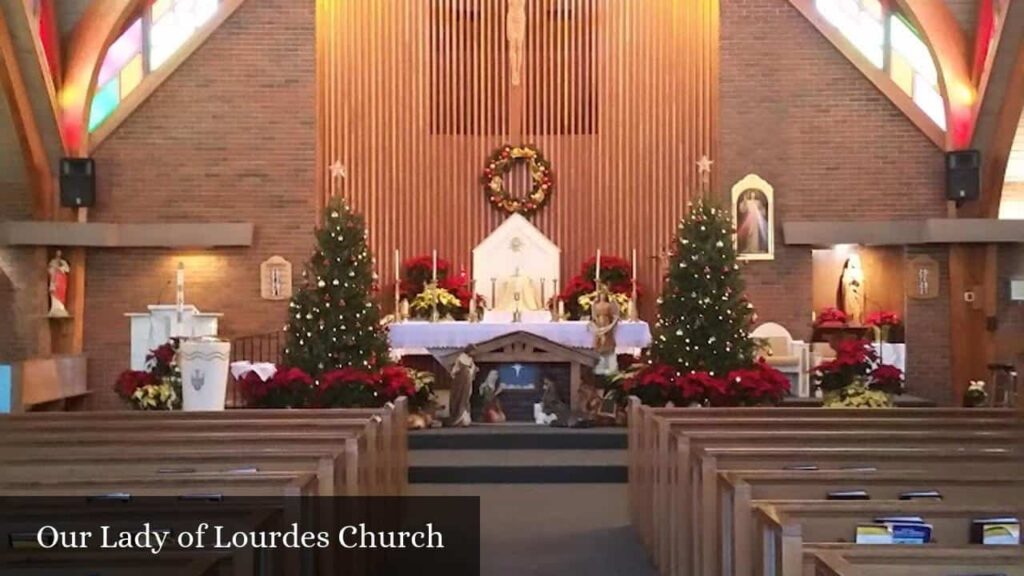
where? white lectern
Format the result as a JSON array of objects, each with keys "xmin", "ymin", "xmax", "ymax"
[{"xmin": 125, "ymin": 305, "xmax": 222, "ymax": 370}]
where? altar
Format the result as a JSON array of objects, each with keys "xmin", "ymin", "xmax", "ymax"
[{"xmin": 390, "ymin": 320, "xmax": 652, "ymax": 357}]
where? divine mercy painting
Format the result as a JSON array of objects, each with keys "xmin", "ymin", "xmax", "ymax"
[{"xmin": 731, "ymin": 174, "xmax": 775, "ymax": 261}]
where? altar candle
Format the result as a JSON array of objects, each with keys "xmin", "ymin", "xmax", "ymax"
[
  {"xmin": 432, "ymin": 249, "xmax": 438, "ymax": 282},
  {"xmin": 631, "ymin": 248, "xmax": 637, "ymax": 285},
  {"xmin": 595, "ymin": 250, "xmax": 602, "ymax": 283},
  {"xmin": 394, "ymin": 249, "xmax": 401, "ymax": 299},
  {"xmin": 175, "ymin": 262, "xmax": 185, "ymax": 319}
]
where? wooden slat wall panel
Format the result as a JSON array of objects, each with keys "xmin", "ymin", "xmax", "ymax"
[{"xmin": 317, "ymin": 0, "xmax": 718, "ymax": 318}]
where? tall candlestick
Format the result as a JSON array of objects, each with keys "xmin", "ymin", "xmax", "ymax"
[
  {"xmin": 394, "ymin": 249, "xmax": 401, "ymax": 319},
  {"xmin": 540, "ymin": 277, "xmax": 546, "ymax": 305},
  {"xmin": 631, "ymin": 248, "xmax": 637, "ymax": 283},
  {"xmin": 175, "ymin": 262, "xmax": 185, "ymax": 314},
  {"xmin": 595, "ymin": 250, "xmax": 602, "ymax": 283},
  {"xmin": 432, "ymin": 249, "xmax": 438, "ymax": 282}
]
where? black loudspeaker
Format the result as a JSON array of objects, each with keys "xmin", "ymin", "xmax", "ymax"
[
  {"xmin": 946, "ymin": 150, "xmax": 980, "ymax": 203},
  {"xmin": 60, "ymin": 157, "xmax": 95, "ymax": 208}
]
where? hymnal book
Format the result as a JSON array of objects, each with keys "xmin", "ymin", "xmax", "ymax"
[
  {"xmin": 855, "ymin": 521, "xmax": 932, "ymax": 544},
  {"xmin": 783, "ymin": 465, "xmax": 818, "ymax": 471},
  {"xmin": 827, "ymin": 490, "xmax": 869, "ymax": 500},
  {"xmin": 971, "ymin": 517, "xmax": 1021, "ymax": 545},
  {"xmin": 873, "ymin": 516, "xmax": 926, "ymax": 524},
  {"xmin": 839, "ymin": 466, "xmax": 878, "ymax": 472},
  {"xmin": 899, "ymin": 490, "xmax": 943, "ymax": 501}
]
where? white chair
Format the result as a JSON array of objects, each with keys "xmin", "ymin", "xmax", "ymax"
[{"xmin": 751, "ymin": 322, "xmax": 811, "ymax": 397}]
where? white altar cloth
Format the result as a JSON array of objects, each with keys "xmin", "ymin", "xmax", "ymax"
[
  {"xmin": 873, "ymin": 343, "xmax": 906, "ymax": 374},
  {"xmin": 390, "ymin": 320, "xmax": 652, "ymax": 356}
]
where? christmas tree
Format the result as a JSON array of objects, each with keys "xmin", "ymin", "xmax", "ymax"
[
  {"xmin": 652, "ymin": 198, "xmax": 757, "ymax": 377},
  {"xmin": 283, "ymin": 197, "xmax": 390, "ymax": 375}
]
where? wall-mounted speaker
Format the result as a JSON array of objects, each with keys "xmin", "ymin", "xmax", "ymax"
[
  {"xmin": 59, "ymin": 157, "xmax": 95, "ymax": 208},
  {"xmin": 946, "ymin": 150, "xmax": 980, "ymax": 203}
]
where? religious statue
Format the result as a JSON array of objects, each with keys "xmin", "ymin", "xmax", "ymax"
[
  {"xmin": 837, "ymin": 254, "xmax": 866, "ymax": 325},
  {"xmin": 446, "ymin": 352, "xmax": 476, "ymax": 427},
  {"xmin": 507, "ymin": 0, "xmax": 527, "ymax": 86},
  {"xmin": 539, "ymin": 377, "xmax": 569, "ymax": 425},
  {"xmin": 479, "ymin": 370, "xmax": 506, "ymax": 424},
  {"xmin": 47, "ymin": 250, "xmax": 70, "ymax": 318},
  {"xmin": 589, "ymin": 285, "xmax": 620, "ymax": 375},
  {"xmin": 493, "ymin": 267, "xmax": 542, "ymax": 312},
  {"xmin": 736, "ymin": 189, "xmax": 769, "ymax": 255}
]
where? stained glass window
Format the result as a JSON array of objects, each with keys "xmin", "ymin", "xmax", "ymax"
[
  {"xmin": 815, "ymin": 0, "xmax": 946, "ymax": 130},
  {"xmin": 88, "ymin": 0, "xmax": 221, "ymax": 133}
]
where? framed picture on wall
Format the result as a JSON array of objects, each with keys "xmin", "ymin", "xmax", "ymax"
[{"xmin": 731, "ymin": 174, "xmax": 775, "ymax": 261}]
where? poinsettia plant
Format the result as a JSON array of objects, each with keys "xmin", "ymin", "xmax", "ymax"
[
  {"xmin": 557, "ymin": 254, "xmax": 639, "ymax": 319},
  {"xmin": 619, "ymin": 363, "xmax": 727, "ymax": 407},
  {"xmin": 815, "ymin": 307, "xmax": 848, "ymax": 325},
  {"xmin": 239, "ymin": 366, "xmax": 315, "ymax": 408},
  {"xmin": 114, "ymin": 340, "xmax": 182, "ymax": 410},
  {"xmin": 864, "ymin": 310, "xmax": 901, "ymax": 327},
  {"xmin": 810, "ymin": 339, "xmax": 904, "ymax": 396},
  {"xmin": 724, "ymin": 359, "xmax": 791, "ymax": 406},
  {"xmin": 317, "ymin": 367, "xmax": 380, "ymax": 408}
]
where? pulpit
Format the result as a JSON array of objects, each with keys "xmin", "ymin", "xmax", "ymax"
[{"xmin": 125, "ymin": 305, "xmax": 222, "ymax": 370}]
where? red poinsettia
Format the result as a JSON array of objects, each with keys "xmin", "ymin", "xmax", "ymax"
[
  {"xmin": 815, "ymin": 307, "xmax": 848, "ymax": 325},
  {"xmin": 239, "ymin": 366, "xmax": 315, "ymax": 408},
  {"xmin": 864, "ymin": 310, "xmax": 901, "ymax": 327},
  {"xmin": 115, "ymin": 370, "xmax": 158, "ymax": 400},
  {"xmin": 557, "ymin": 254, "xmax": 641, "ymax": 319},
  {"xmin": 378, "ymin": 365, "xmax": 416, "ymax": 401},
  {"xmin": 317, "ymin": 367, "xmax": 381, "ymax": 408},
  {"xmin": 623, "ymin": 364, "xmax": 726, "ymax": 407},
  {"xmin": 869, "ymin": 364, "xmax": 905, "ymax": 395},
  {"xmin": 724, "ymin": 360, "xmax": 790, "ymax": 406}
]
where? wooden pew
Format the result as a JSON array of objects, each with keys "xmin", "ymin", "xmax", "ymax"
[
  {"xmin": 721, "ymin": 470, "xmax": 1024, "ymax": 576},
  {"xmin": 0, "ymin": 399, "xmax": 409, "ymax": 494},
  {"xmin": 755, "ymin": 500, "xmax": 1024, "ymax": 576},
  {"xmin": 0, "ymin": 551, "xmax": 235, "ymax": 576},
  {"xmin": 672, "ymin": 429, "xmax": 1021, "ymax": 576},
  {"xmin": 811, "ymin": 546, "xmax": 1024, "ymax": 576},
  {"xmin": 624, "ymin": 400, "xmax": 1024, "ymax": 576},
  {"xmin": 0, "ymin": 422, "xmax": 384, "ymax": 497},
  {"xmin": 0, "ymin": 398, "xmax": 409, "ymax": 491}
]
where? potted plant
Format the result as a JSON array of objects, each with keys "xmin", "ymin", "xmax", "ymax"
[
  {"xmin": 113, "ymin": 341, "xmax": 182, "ymax": 410},
  {"xmin": 865, "ymin": 310, "xmax": 902, "ymax": 342},
  {"xmin": 811, "ymin": 339, "xmax": 904, "ymax": 408},
  {"xmin": 238, "ymin": 366, "xmax": 314, "ymax": 408}
]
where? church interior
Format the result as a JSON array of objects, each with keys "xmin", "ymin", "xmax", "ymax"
[{"xmin": 1, "ymin": 0, "xmax": 1024, "ymax": 574}]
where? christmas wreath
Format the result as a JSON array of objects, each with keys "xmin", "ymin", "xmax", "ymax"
[{"xmin": 482, "ymin": 144, "xmax": 554, "ymax": 216}]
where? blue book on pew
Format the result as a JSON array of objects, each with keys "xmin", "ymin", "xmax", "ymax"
[
  {"xmin": 827, "ymin": 490, "xmax": 869, "ymax": 501},
  {"xmin": 899, "ymin": 490, "xmax": 943, "ymax": 501},
  {"xmin": 971, "ymin": 517, "xmax": 1021, "ymax": 545}
]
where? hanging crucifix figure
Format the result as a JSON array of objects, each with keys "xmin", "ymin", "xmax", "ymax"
[{"xmin": 507, "ymin": 0, "xmax": 526, "ymax": 86}]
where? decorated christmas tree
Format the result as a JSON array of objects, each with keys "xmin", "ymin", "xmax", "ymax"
[
  {"xmin": 283, "ymin": 197, "xmax": 390, "ymax": 375},
  {"xmin": 652, "ymin": 198, "xmax": 757, "ymax": 377}
]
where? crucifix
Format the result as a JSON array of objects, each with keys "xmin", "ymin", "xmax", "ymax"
[{"xmin": 507, "ymin": 0, "xmax": 527, "ymax": 138}]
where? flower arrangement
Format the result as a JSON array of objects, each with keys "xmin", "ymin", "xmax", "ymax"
[
  {"xmin": 864, "ymin": 310, "xmax": 902, "ymax": 341},
  {"xmin": 114, "ymin": 340, "xmax": 182, "ymax": 410},
  {"xmin": 815, "ymin": 307, "xmax": 848, "ymax": 326},
  {"xmin": 239, "ymin": 366, "xmax": 315, "ymax": 408},
  {"xmin": 811, "ymin": 339, "xmax": 905, "ymax": 407},
  {"xmin": 963, "ymin": 380, "xmax": 988, "ymax": 408},
  {"xmin": 578, "ymin": 290, "xmax": 631, "ymax": 315},
  {"xmin": 823, "ymin": 381, "xmax": 894, "ymax": 408},
  {"xmin": 725, "ymin": 359, "xmax": 792, "ymax": 406},
  {"xmin": 557, "ymin": 255, "xmax": 638, "ymax": 319},
  {"xmin": 619, "ymin": 361, "xmax": 789, "ymax": 408},
  {"xmin": 400, "ymin": 255, "xmax": 482, "ymax": 319},
  {"xmin": 410, "ymin": 285, "xmax": 463, "ymax": 320}
]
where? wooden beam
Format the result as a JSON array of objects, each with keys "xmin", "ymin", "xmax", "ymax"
[
  {"xmin": 947, "ymin": 4, "xmax": 1024, "ymax": 405},
  {"xmin": 60, "ymin": 0, "xmax": 147, "ymax": 156},
  {"xmin": 0, "ymin": 4, "xmax": 54, "ymax": 220}
]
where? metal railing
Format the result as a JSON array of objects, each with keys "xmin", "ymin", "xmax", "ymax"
[{"xmin": 227, "ymin": 330, "xmax": 286, "ymax": 407}]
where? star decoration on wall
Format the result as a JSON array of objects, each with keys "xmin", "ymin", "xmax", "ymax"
[
  {"xmin": 329, "ymin": 160, "xmax": 347, "ymax": 179},
  {"xmin": 696, "ymin": 155, "xmax": 714, "ymax": 175}
]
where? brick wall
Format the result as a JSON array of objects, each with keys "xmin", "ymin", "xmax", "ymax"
[
  {"xmin": 0, "ymin": 96, "xmax": 50, "ymax": 363},
  {"xmin": 85, "ymin": 0, "xmax": 315, "ymax": 408},
  {"xmin": 73, "ymin": 0, "xmax": 959, "ymax": 406},
  {"xmin": 719, "ymin": 0, "xmax": 952, "ymax": 403}
]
